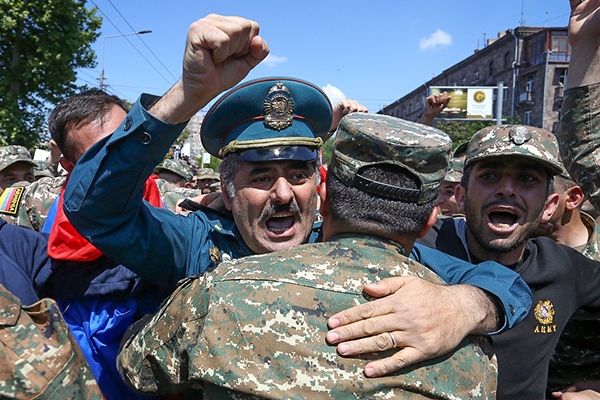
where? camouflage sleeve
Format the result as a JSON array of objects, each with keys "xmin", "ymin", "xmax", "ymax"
[
  {"xmin": 559, "ymin": 82, "xmax": 600, "ymax": 211},
  {"xmin": 155, "ymin": 180, "xmax": 202, "ymax": 213},
  {"xmin": 118, "ymin": 275, "xmax": 211, "ymax": 394},
  {"xmin": 0, "ymin": 285, "xmax": 103, "ymax": 399}
]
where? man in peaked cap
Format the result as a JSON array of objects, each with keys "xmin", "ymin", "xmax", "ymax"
[
  {"xmin": 118, "ymin": 113, "xmax": 498, "ymax": 398},
  {"xmin": 202, "ymin": 76, "xmax": 332, "ymax": 254},
  {"xmin": 63, "ymin": 14, "xmax": 531, "ymax": 378},
  {"xmin": 327, "ymin": 123, "xmax": 600, "ymax": 399},
  {"xmin": 0, "ymin": 145, "xmax": 35, "ymax": 193}
]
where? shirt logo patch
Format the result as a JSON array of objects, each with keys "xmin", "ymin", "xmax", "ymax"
[
  {"xmin": 0, "ymin": 187, "xmax": 24, "ymax": 215},
  {"xmin": 533, "ymin": 299, "xmax": 557, "ymax": 334}
]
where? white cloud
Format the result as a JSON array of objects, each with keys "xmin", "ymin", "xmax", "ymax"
[
  {"xmin": 322, "ymin": 84, "xmax": 346, "ymax": 106},
  {"xmin": 419, "ymin": 30, "xmax": 452, "ymax": 51},
  {"xmin": 262, "ymin": 54, "xmax": 287, "ymax": 67}
]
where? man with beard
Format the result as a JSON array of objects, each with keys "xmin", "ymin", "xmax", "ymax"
[{"xmin": 325, "ymin": 124, "xmax": 600, "ymax": 399}]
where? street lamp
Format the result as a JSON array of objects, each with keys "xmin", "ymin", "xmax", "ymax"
[{"xmin": 99, "ymin": 30, "xmax": 152, "ymax": 91}]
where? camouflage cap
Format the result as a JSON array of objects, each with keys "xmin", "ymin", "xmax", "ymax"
[
  {"xmin": 33, "ymin": 160, "xmax": 56, "ymax": 178},
  {"xmin": 465, "ymin": 125, "xmax": 562, "ymax": 175},
  {"xmin": 444, "ymin": 157, "xmax": 464, "ymax": 183},
  {"xmin": 196, "ymin": 167, "xmax": 220, "ymax": 181},
  {"xmin": 0, "ymin": 145, "xmax": 36, "ymax": 173},
  {"xmin": 155, "ymin": 159, "xmax": 193, "ymax": 182},
  {"xmin": 330, "ymin": 114, "xmax": 451, "ymax": 204}
]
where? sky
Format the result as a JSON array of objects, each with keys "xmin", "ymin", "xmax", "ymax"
[{"xmin": 77, "ymin": 0, "xmax": 572, "ymax": 114}]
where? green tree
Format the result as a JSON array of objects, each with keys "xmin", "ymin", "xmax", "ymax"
[
  {"xmin": 0, "ymin": 0, "xmax": 101, "ymax": 148},
  {"xmin": 436, "ymin": 116, "xmax": 522, "ymax": 150}
]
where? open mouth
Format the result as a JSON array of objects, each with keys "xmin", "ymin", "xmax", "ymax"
[
  {"xmin": 487, "ymin": 208, "xmax": 520, "ymax": 231},
  {"xmin": 265, "ymin": 213, "xmax": 297, "ymax": 234}
]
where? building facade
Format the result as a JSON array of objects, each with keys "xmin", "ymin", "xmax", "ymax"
[{"xmin": 380, "ymin": 26, "xmax": 570, "ymax": 133}]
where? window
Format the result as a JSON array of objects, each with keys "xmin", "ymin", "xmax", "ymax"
[
  {"xmin": 473, "ymin": 70, "xmax": 480, "ymax": 83},
  {"xmin": 524, "ymin": 110, "xmax": 531, "ymax": 125},
  {"xmin": 504, "ymin": 52, "xmax": 511, "ymax": 69},
  {"xmin": 558, "ymin": 69, "xmax": 568, "ymax": 86},
  {"xmin": 525, "ymin": 74, "xmax": 534, "ymax": 92},
  {"xmin": 461, "ymin": 77, "xmax": 467, "ymax": 85},
  {"xmin": 489, "ymin": 60, "xmax": 495, "ymax": 77},
  {"xmin": 550, "ymin": 31, "xmax": 571, "ymax": 62}
]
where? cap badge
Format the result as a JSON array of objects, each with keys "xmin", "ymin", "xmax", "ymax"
[
  {"xmin": 509, "ymin": 126, "xmax": 532, "ymax": 145},
  {"xmin": 264, "ymin": 83, "xmax": 294, "ymax": 131}
]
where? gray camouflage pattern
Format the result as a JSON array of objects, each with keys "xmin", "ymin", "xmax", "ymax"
[
  {"xmin": 445, "ymin": 157, "xmax": 464, "ymax": 183},
  {"xmin": 196, "ymin": 167, "xmax": 220, "ymax": 181},
  {"xmin": 559, "ymin": 82, "xmax": 600, "ymax": 211},
  {"xmin": 547, "ymin": 212, "xmax": 600, "ymax": 392},
  {"xmin": 155, "ymin": 158, "xmax": 193, "ymax": 182},
  {"xmin": 0, "ymin": 176, "xmax": 65, "ymax": 230},
  {"xmin": 155, "ymin": 178, "xmax": 202, "ymax": 212},
  {"xmin": 0, "ymin": 176, "xmax": 197, "ymax": 229},
  {"xmin": 330, "ymin": 113, "xmax": 452, "ymax": 204},
  {"xmin": 0, "ymin": 145, "xmax": 36, "ymax": 172},
  {"xmin": 119, "ymin": 234, "xmax": 497, "ymax": 399},
  {"xmin": 466, "ymin": 125, "xmax": 563, "ymax": 175},
  {"xmin": 0, "ymin": 284, "xmax": 102, "ymax": 399}
]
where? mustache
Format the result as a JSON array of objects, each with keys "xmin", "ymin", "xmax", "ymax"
[
  {"xmin": 258, "ymin": 202, "xmax": 301, "ymax": 223},
  {"xmin": 483, "ymin": 198, "xmax": 526, "ymax": 215}
]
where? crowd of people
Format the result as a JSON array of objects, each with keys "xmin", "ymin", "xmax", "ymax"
[{"xmin": 0, "ymin": 1, "xmax": 600, "ymax": 399}]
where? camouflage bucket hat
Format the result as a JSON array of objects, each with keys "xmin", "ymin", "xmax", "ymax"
[
  {"xmin": 444, "ymin": 157, "xmax": 464, "ymax": 183},
  {"xmin": 155, "ymin": 159, "xmax": 193, "ymax": 182},
  {"xmin": 0, "ymin": 145, "xmax": 36, "ymax": 172},
  {"xmin": 330, "ymin": 113, "xmax": 452, "ymax": 204},
  {"xmin": 465, "ymin": 125, "xmax": 563, "ymax": 175}
]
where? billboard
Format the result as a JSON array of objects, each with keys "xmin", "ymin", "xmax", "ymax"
[{"xmin": 429, "ymin": 86, "xmax": 496, "ymax": 120}]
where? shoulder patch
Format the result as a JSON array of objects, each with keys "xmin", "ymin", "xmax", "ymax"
[{"xmin": 0, "ymin": 187, "xmax": 24, "ymax": 215}]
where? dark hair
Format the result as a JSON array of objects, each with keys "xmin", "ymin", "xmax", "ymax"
[
  {"xmin": 48, "ymin": 89, "xmax": 128, "ymax": 162},
  {"xmin": 327, "ymin": 164, "xmax": 435, "ymax": 239},
  {"xmin": 551, "ymin": 175, "xmax": 577, "ymax": 195}
]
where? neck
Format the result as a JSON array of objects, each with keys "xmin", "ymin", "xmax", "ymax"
[
  {"xmin": 323, "ymin": 221, "xmax": 414, "ymax": 254},
  {"xmin": 465, "ymin": 229, "xmax": 526, "ymax": 266},
  {"xmin": 549, "ymin": 213, "xmax": 589, "ymax": 249}
]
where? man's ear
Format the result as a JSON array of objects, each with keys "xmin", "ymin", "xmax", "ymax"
[
  {"xmin": 59, "ymin": 156, "xmax": 75, "ymax": 173},
  {"xmin": 565, "ymin": 186, "xmax": 585, "ymax": 210},
  {"xmin": 454, "ymin": 184, "xmax": 466, "ymax": 213},
  {"xmin": 319, "ymin": 181, "xmax": 329, "ymax": 217},
  {"xmin": 541, "ymin": 193, "xmax": 560, "ymax": 224},
  {"xmin": 417, "ymin": 207, "xmax": 439, "ymax": 238}
]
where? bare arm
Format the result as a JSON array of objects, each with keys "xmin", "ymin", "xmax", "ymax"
[
  {"xmin": 326, "ymin": 276, "xmax": 498, "ymax": 377},
  {"xmin": 565, "ymin": 0, "xmax": 600, "ymax": 89},
  {"xmin": 328, "ymin": 99, "xmax": 368, "ymax": 133},
  {"xmin": 150, "ymin": 15, "xmax": 270, "ymax": 124}
]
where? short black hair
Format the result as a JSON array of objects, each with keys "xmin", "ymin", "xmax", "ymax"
[
  {"xmin": 48, "ymin": 89, "xmax": 128, "ymax": 162},
  {"xmin": 328, "ymin": 164, "xmax": 435, "ymax": 239}
]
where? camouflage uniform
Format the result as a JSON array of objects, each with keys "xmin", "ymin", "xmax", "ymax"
[
  {"xmin": 119, "ymin": 113, "xmax": 498, "ymax": 399},
  {"xmin": 547, "ymin": 211, "xmax": 600, "ymax": 392},
  {"xmin": 0, "ymin": 284, "xmax": 102, "ymax": 399},
  {"xmin": 0, "ymin": 176, "xmax": 65, "ymax": 230},
  {"xmin": 550, "ymin": 82, "xmax": 600, "ymax": 391},
  {"xmin": 559, "ymin": 81, "xmax": 600, "ymax": 211},
  {"xmin": 154, "ymin": 177, "xmax": 202, "ymax": 212},
  {"xmin": 119, "ymin": 235, "xmax": 497, "ymax": 399}
]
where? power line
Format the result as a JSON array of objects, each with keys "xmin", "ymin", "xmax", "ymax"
[
  {"xmin": 107, "ymin": 0, "xmax": 178, "ymax": 82},
  {"xmin": 90, "ymin": 0, "xmax": 174, "ymax": 87}
]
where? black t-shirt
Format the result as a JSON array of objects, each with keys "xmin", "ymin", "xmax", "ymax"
[{"xmin": 418, "ymin": 218, "xmax": 600, "ymax": 400}]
